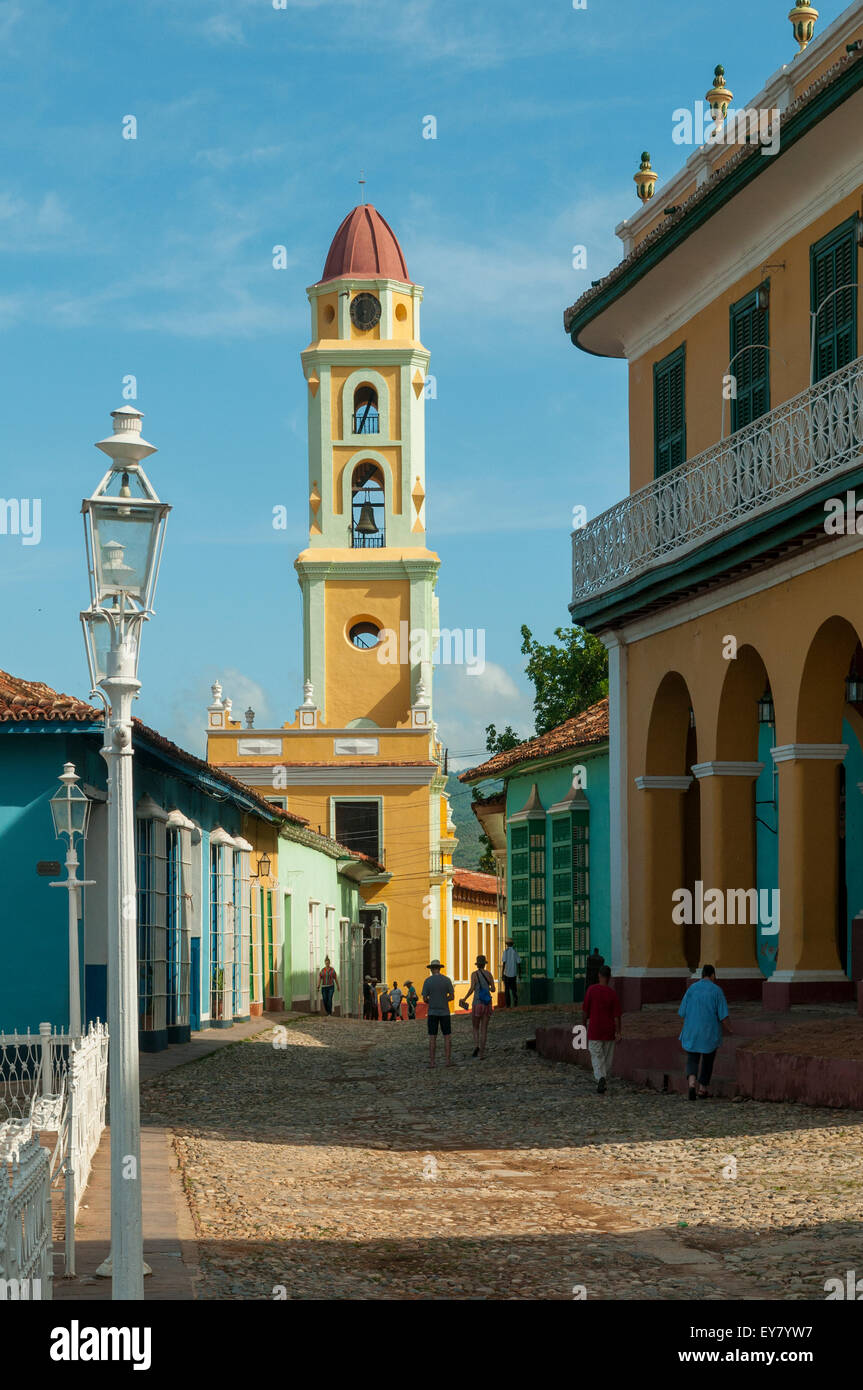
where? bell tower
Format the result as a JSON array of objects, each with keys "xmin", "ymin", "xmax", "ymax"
[{"xmin": 297, "ymin": 203, "xmax": 440, "ymax": 729}]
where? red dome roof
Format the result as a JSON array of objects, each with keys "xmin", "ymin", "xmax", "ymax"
[{"xmin": 319, "ymin": 204, "xmax": 411, "ymax": 285}]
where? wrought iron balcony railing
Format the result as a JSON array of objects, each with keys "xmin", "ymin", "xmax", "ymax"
[
  {"xmin": 572, "ymin": 355, "xmax": 863, "ymax": 604},
  {"xmin": 352, "ymin": 412, "xmax": 380, "ymax": 434}
]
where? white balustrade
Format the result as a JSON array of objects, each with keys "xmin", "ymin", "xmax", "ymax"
[{"xmin": 572, "ymin": 356, "xmax": 863, "ymax": 603}]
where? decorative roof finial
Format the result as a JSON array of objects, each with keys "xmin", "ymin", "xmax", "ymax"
[
  {"xmin": 705, "ymin": 64, "xmax": 734, "ymax": 125},
  {"xmin": 634, "ymin": 152, "xmax": 658, "ymax": 204},
  {"xmin": 358, "ymin": 170, "xmax": 366, "ymax": 205},
  {"xmin": 788, "ymin": 3, "xmax": 819, "ymax": 54},
  {"xmin": 244, "ymin": 706, "xmax": 255, "ymax": 728}
]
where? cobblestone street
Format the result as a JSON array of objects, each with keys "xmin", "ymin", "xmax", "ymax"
[{"xmin": 141, "ymin": 1008, "xmax": 863, "ymax": 1301}]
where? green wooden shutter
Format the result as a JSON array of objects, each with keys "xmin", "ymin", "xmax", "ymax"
[
  {"xmin": 551, "ymin": 816, "xmax": 573, "ymax": 979},
  {"xmin": 811, "ymin": 217, "xmax": 858, "ymax": 384},
  {"xmin": 730, "ymin": 289, "xmax": 770, "ymax": 431},
  {"xmin": 572, "ymin": 812, "xmax": 590, "ymax": 1002},
  {"xmin": 654, "ymin": 346, "xmax": 686, "ymax": 477},
  {"xmin": 529, "ymin": 822, "xmax": 547, "ymax": 979},
  {"xmin": 509, "ymin": 824, "xmax": 530, "ymax": 960}
]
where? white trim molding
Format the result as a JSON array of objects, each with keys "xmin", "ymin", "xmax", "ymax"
[
  {"xmin": 135, "ymin": 794, "xmax": 170, "ymax": 822},
  {"xmin": 770, "ymin": 744, "xmax": 848, "ymax": 764},
  {"xmin": 767, "ymin": 969, "xmax": 850, "ymax": 983},
  {"xmin": 634, "ymin": 775, "xmax": 693, "ymax": 791},
  {"xmin": 691, "ymin": 761, "xmax": 764, "ymax": 779}
]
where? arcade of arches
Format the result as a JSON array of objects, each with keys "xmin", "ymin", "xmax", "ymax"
[{"xmin": 614, "ymin": 549, "xmax": 863, "ymax": 1010}]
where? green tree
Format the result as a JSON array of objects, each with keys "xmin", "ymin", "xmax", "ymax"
[
  {"xmin": 519, "ymin": 624, "xmax": 608, "ymax": 736},
  {"xmin": 484, "ymin": 723, "xmax": 522, "ymax": 755},
  {"xmin": 478, "ymin": 833, "xmax": 496, "ymax": 874}
]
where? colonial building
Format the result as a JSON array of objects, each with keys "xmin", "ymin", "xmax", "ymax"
[
  {"xmin": 0, "ymin": 670, "xmax": 373, "ymax": 1041},
  {"xmin": 207, "ymin": 204, "xmax": 454, "ymax": 995},
  {"xmin": 566, "ymin": 3, "xmax": 863, "ymax": 1008},
  {"xmin": 460, "ymin": 701, "xmax": 610, "ymax": 1003},
  {"xmin": 450, "ymin": 869, "xmax": 502, "ymax": 1003}
]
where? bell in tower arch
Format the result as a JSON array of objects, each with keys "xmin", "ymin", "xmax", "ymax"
[{"xmin": 355, "ymin": 500, "xmax": 379, "ymax": 534}]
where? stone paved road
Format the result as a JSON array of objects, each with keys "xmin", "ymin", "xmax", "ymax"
[{"xmin": 140, "ymin": 1008, "xmax": 863, "ymax": 1300}]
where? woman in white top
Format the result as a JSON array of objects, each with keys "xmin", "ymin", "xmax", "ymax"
[{"xmin": 459, "ymin": 954, "xmax": 495, "ymax": 1060}]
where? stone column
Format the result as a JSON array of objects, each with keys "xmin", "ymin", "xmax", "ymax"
[
  {"xmin": 621, "ymin": 776, "xmax": 693, "ymax": 1009},
  {"xmin": 692, "ymin": 761, "xmax": 764, "ymax": 999},
  {"xmin": 762, "ymin": 743, "xmax": 852, "ymax": 1009}
]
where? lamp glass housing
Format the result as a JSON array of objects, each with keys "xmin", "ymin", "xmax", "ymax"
[
  {"xmin": 81, "ymin": 608, "xmax": 141, "ymax": 686},
  {"xmin": 846, "ymin": 675, "xmax": 863, "ymax": 704},
  {"xmin": 83, "ymin": 467, "xmax": 168, "ymax": 612},
  {"xmin": 757, "ymin": 688, "xmax": 775, "ymax": 724},
  {"xmin": 50, "ymin": 774, "xmax": 91, "ymax": 841},
  {"xmin": 257, "ymin": 853, "xmax": 272, "ymax": 879}
]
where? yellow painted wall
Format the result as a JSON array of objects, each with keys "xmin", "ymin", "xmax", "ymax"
[
  {"xmin": 283, "ymin": 779, "xmax": 436, "ymax": 994},
  {"xmin": 323, "ymin": 577, "xmax": 412, "ymax": 728},
  {"xmin": 450, "ymin": 897, "xmax": 500, "ymax": 998},
  {"xmin": 628, "ymin": 190, "xmax": 863, "ymax": 492},
  {"xmin": 333, "ymin": 443, "xmax": 402, "ymax": 515},
  {"xmin": 330, "ymin": 364, "xmax": 401, "ymax": 443}
]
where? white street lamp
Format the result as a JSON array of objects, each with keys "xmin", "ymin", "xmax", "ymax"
[
  {"xmin": 80, "ymin": 406, "xmax": 170, "ymax": 1302},
  {"xmin": 49, "ymin": 763, "xmax": 96, "ymax": 1037}
]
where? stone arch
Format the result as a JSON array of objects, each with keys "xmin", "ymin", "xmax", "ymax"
[{"xmin": 340, "ymin": 367, "xmax": 392, "ymax": 440}]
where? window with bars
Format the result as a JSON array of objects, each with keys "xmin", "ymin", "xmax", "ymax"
[
  {"xmin": 137, "ymin": 817, "xmax": 167, "ymax": 1041},
  {"xmin": 730, "ymin": 289, "xmax": 770, "ymax": 431},
  {"xmin": 165, "ymin": 828, "xmax": 191, "ymax": 1035},
  {"xmin": 654, "ymin": 344, "xmax": 686, "ymax": 477},
  {"xmin": 231, "ymin": 850, "xmax": 251, "ymax": 1021},
  {"xmin": 811, "ymin": 217, "xmax": 858, "ymax": 383},
  {"xmin": 209, "ymin": 843, "xmax": 232, "ymax": 1022},
  {"xmin": 551, "ymin": 816, "xmax": 572, "ymax": 978}
]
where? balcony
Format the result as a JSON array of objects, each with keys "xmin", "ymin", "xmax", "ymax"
[
  {"xmin": 571, "ymin": 356, "xmax": 863, "ymax": 615},
  {"xmin": 352, "ymin": 411, "xmax": 380, "ymax": 435}
]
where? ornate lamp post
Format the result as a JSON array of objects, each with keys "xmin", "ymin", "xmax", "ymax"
[
  {"xmin": 80, "ymin": 406, "xmax": 170, "ymax": 1301},
  {"xmin": 49, "ymin": 763, "xmax": 95, "ymax": 1036}
]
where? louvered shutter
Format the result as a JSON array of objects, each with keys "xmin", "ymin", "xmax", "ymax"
[
  {"xmin": 654, "ymin": 347, "xmax": 686, "ymax": 477},
  {"xmin": 811, "ymin": 218, "xmax": 858, "ymax": 383}
]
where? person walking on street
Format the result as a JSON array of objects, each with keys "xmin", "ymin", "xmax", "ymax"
[
  {"xmin": 390, "ymin": 981, "xmax": 404, "ymax": 1021},
  {"xmin": 460, "ymin": 955, "xmax": 495, "ymax": 1060},
  {"xmin": 678, "ymin": 964, "xmax": 731, "ymax": 1100},
  {"xmin": 362, "ymin": 976, "xmax": 377, "ymax": 1020},
  {"xmin": 378, "ymin": 983, "xmax": 392, "ymax": 1022},
  {"xmin": 421, "ymin": 959, "xmax": 455, "ymax": 1068},
  {"xmin": 405, "ymin": 981, "xmax": 418, "ymax": 1020},
  {"xmin": 582, "ymin": 964, "xmax": 621, "ymax": 1094},
  {"xmin": 501, "ymin": 938, "xmax": 521, "ymax": 1008},
  {"xmin": 318, "ymin": 957, "xmax": 338, "ymax": 1016}
]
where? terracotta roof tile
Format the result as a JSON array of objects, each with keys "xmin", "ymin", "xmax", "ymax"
[
  {"xmin": 0, "ymin": 668, "xmax": 307, "ymax": 827},
  {"xmin": 459, "ymin": 699, "xmax": 609, "ymax": 782},
  {"xmin": 452, "ymin": 868, "xmax": 499, "ymax": 903}
]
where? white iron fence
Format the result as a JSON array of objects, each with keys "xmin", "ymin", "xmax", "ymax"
[
  {"xmin": 0, "ymin": 1135, "xmax": 52, "ymax": 1300},
  {"xmin": 571, "ymin": 354, "xmax": 863, "ymax": 603},
  {"xmin": 0, "ymin": 1020, "xmax": 109, "ymax": 1284}
]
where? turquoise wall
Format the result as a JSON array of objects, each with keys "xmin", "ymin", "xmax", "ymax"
[
  {"xmin": 755, "ymin": 717, "xmax": 862, "ymax": 978},
  {"xmin": 0, "ymin": 729, "xmax": 90, "ymax": 1030},
  {"xmin": 505, "ymin": 747, "xmax": 611, "ymax": 973}
]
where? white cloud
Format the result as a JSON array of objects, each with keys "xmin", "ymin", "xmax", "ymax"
[
  {"xmin": 166, "ymin": 668, "xmax": 278, "ymax": 759},
  {"xmin": 434, "ymin": 660, "xmax": 533, "ymax": 770}
]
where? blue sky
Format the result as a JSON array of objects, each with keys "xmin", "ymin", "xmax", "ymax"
[{"xmin": 0, "ymin": 0, "xmax": 850, "ymax": 765}]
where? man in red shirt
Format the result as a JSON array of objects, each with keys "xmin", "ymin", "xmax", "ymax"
[{"xmin": 581, "ymin": 965, "xmax": 622, "ymax": 1095}]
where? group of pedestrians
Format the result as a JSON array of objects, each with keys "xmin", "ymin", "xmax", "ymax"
[
  {"xmin": 321, "ymin": 948, "xmax": 729, "ymax": 1096},
  {"xmin": 582, "ymin": 960, "xmax": 731, "ymax": 1098},
  {"xmin": 361, "ymin": 976, "xmax": 419, "ymax": 1021}
]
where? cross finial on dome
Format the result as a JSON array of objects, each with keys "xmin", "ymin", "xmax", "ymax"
[{"xmin": 358, "ymin": 170, "xmax": 366, "ymax": 205}]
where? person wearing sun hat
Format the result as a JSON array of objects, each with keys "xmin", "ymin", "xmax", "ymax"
[
  {"xmin": 404, "ymin": 979, "xmax": 419, "ymax": 1021},
  {"xmin": 421, "ymin": 959, "xmax": 455, "ymax": 1068}
]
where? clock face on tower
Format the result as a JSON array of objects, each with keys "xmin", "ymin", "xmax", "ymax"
[{"xmin": 350, "ymin": 292, "xmax": 381, "ymax": 331}]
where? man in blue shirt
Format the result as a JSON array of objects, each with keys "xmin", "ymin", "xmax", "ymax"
[{"xmin": 678, "ymin": 965, "xmax": 731, "ymax": 1101}]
